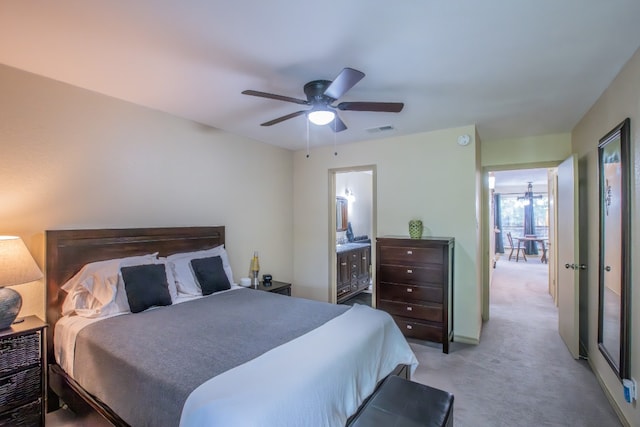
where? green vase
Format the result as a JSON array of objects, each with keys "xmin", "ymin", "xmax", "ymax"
[{"xmin": 409, "ymin": 220, "xmax": 423, "ymax": 239}]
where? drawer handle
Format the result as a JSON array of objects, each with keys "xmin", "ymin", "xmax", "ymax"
[
  {"xmin": 406, "ymin": 306, "xmax": 413, "ymax": 311},
  {"xmin": 407, "ymin": 250, "xmax": 413, "ymax": 255},
  {"xmin": 0, "ymin": 342, "xmax": 17, "ymax": 353},
  {"xmin": 407, "ymin": 269, "xmax": 413, "ymax": 274},
  {"xmin": 406, "ymin": 288, "xmax": 413, "ymax": 293},
  {"xmin": 362, "ymin": 256, "xmax": 367, "ymax": 260},
  {"xmin": 341, "ymin": 262, "xmax": 347, "ymax": 266},
  {"xmin": 406, "ymin": 325, "xmax": 413, "ymax": 330},
  {"xmin": 0, "ymin": 377, "xmax": 15, "ymax": 387}
]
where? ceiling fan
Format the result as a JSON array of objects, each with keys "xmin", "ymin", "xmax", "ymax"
[{"xmin": 242, "ymin": 67, "xmax": 404, "ymax": 132}]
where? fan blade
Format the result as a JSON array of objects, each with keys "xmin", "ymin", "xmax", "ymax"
[
  {"xmin": 324, "ymin": 68, "xmax": 365, "ymax": 100},
  {"xmin": 331, "ymin": 115, "xmax": 347, "ymax": 132},
  {"xmin": 242, "ymin": 90, "xmax": 309, "ymax": 105},
  {"xmin": 336, "ymin": 101, "xmax": 404, "ymax": 113},
  {"xmin": 260, "ymin": 110, "xmax": 307, "ymax": 126}
]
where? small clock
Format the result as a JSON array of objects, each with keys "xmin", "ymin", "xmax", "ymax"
[
  {"xmin": 262, "ymin": 274, "xmax": 273, "ymax": 286},
  {"xmin": 457, "ymin": 134, "xmax": 471, "ymax": 146}
]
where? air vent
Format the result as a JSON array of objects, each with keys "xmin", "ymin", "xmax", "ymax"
[{"xmin": 366, "ymin": 125, "xmax": 395, "ymax": 133}]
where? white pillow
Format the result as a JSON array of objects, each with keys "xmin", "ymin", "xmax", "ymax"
[
  {"xmin": 61, "ymin": 253, "xmax": 171, "ymax": 317},
  {"xmin": 66, "ymin": 263, "xmax": 121, "ymax": 318},
  {"xmin": 166, "ymin": 246, "xmax": 234, "ymax": 296},
  {"xmin": 62, "ymin": 266, "xmax": 119, "ymax": 318}
]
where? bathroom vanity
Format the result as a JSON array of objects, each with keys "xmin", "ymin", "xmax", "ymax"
[{"xmin": 336, "ymin": 242, "xmax": 371, "ymax": 303}]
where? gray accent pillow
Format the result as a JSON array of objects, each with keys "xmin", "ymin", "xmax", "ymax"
[
  {"xmin": 190, "ymin": 256, "xmax": 231, "ymax": 295},
  {"xmin": 121, "ymin": 264, "xmax": 172, "ymax": 313}
]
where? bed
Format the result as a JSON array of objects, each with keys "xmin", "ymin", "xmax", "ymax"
[{"xmin": 45, "ymin": 226, "xmax": 418, "ymax": 426}]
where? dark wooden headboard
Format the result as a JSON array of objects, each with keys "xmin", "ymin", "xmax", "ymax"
[{"xmin": 45, "ymin": 226, "xmax": 225, "ymax": 362}]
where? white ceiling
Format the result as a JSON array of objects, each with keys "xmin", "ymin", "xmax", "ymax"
[{"xmin": 1, "ymin": 1, "xmax": 639, "ymax": 151}]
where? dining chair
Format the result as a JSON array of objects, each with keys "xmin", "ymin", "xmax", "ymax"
[
  {"xmin": 506, "ymin": 232, "xmax": 527, "ymax": 262},
  {"xmin": 540, "ymin": 239, "xmax": 548, "ymax": 263}
]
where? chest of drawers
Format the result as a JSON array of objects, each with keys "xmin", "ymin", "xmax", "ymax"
[
  {"xmin": 0, "ymin": 316, "xmax": 47, "ymax": 426},
  {"xmin": 376, "ymin": 237, "xmax": 454, "ymax": 353}
]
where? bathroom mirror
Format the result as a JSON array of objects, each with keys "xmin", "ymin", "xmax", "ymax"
[
  {"xmin": 597, "ymin": 118, "xmax": 630, "ymax": 380},
  {"xmin": 336, "ymin": 197, "xmax": 348, "ymax": 232}
]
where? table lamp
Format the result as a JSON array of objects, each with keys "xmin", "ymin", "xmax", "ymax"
[{"xmin": 0, "ymin": 236, "xmax": 43, "ymax": 330}]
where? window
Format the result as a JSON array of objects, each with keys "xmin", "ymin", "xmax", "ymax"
[{"xmin": 498, "ymin": 193, "xmax": 549, "ymax": 247}]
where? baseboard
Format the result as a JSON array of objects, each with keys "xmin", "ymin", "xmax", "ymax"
[
  {"xmin": 453, "ymin": 334, "xmax": 480, "ymax": 345},
  {"xmin": 587, "ymin": 358, "xmax": 630, "ymax": 427}
]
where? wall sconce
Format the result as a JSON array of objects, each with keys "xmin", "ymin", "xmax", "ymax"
[
  {"xmin": 345, "ymin": 188, "xmax": 356, "ymax": 203},
  {"xmin": 0, "ymin": 236, "xmax": 43, "ymax": 329}
]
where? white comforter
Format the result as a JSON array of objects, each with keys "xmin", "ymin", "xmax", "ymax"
[{"xmin": 180, "ymin": 303, "xmax": 418, "ymax": 427}]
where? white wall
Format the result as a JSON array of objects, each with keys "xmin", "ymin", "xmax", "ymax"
[
  {"xmin": 572, "ymin": 47, "xmax": 640, "ymax": 427},
  {"xmin": 293, "ymin": 126, "xmax": 483, "ymax": 342},
  {"xmin": 0, "ymin": 64, "xmax": 294, "ymax": 320}
]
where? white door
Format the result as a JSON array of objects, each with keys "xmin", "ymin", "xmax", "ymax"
[{"xmin": 557, "ymin": 155, "xmax": 580, "ymax": 358}]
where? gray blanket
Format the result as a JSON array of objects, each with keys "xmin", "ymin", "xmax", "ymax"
[{"xmin": 73, "ymin": 288, "xmax": 349, "ymax": 427}]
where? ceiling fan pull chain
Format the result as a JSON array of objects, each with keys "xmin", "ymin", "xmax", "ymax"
[
  {"xmin": 333, "ymin": 123, "xmax": 338, "ymax": 156},
  {"xmin": 306, "ymin": 118, "xmax": 310, "ymax": 158}
]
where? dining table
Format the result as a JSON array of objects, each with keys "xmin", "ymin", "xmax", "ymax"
[{"xmin": 515, "ymin": 236, "xmax": 548, "ymax": 263}]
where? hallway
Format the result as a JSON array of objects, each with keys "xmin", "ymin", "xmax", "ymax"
[{"xmin": 408, "ymin": 257, "xmax": 621, "ymax": 426}]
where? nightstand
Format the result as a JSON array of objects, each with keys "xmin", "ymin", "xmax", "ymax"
[
  {"xmin": 253, "ymin": 280, "xmax": 291, "ymax": 296},
  {"xmin": 0, "ymin": 315, "xmax": 47, "ymax": 427}
]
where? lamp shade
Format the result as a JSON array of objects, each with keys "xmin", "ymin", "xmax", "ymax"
[
  {"xmin": 0, "ymin": 236, "xmax": 43, "ymax": 287},
  {"xmin": 0, "ymin": 236, "xmax": 43, "ymax": 329}
]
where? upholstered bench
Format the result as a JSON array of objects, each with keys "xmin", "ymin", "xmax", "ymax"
[{"xmin": 348, "ymin": 375, "xmax": 454, "ymax": 427}]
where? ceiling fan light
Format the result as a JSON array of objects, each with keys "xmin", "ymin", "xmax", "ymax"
[{"xmin": 308, "ymin": 110, "xmax": 335, "ymax": 126}]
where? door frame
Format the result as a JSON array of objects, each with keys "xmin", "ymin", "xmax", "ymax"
[
  {"xmin": 481, "ymin": 161, "xmax": 560, "ymax": 321},
  {"xmin": 329, "ymin": 165, "xmax": 377, "ymax": 305}
]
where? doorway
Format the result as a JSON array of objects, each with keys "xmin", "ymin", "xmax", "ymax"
[
  {"xmin": 486, "ymin": 166, "xmax": 558, "ymax": 318},
  {"xmin": 330, "ymin": 166, "xmax": 375, "ymax": 306},
  {"xmin": 484, "ymin": 159, "xmax": 588, "ymax": 360}
]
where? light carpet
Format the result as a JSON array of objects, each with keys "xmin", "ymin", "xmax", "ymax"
[{"xmin": 407, "ymin": 257, "xmax": 621, "ymax": 427}]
